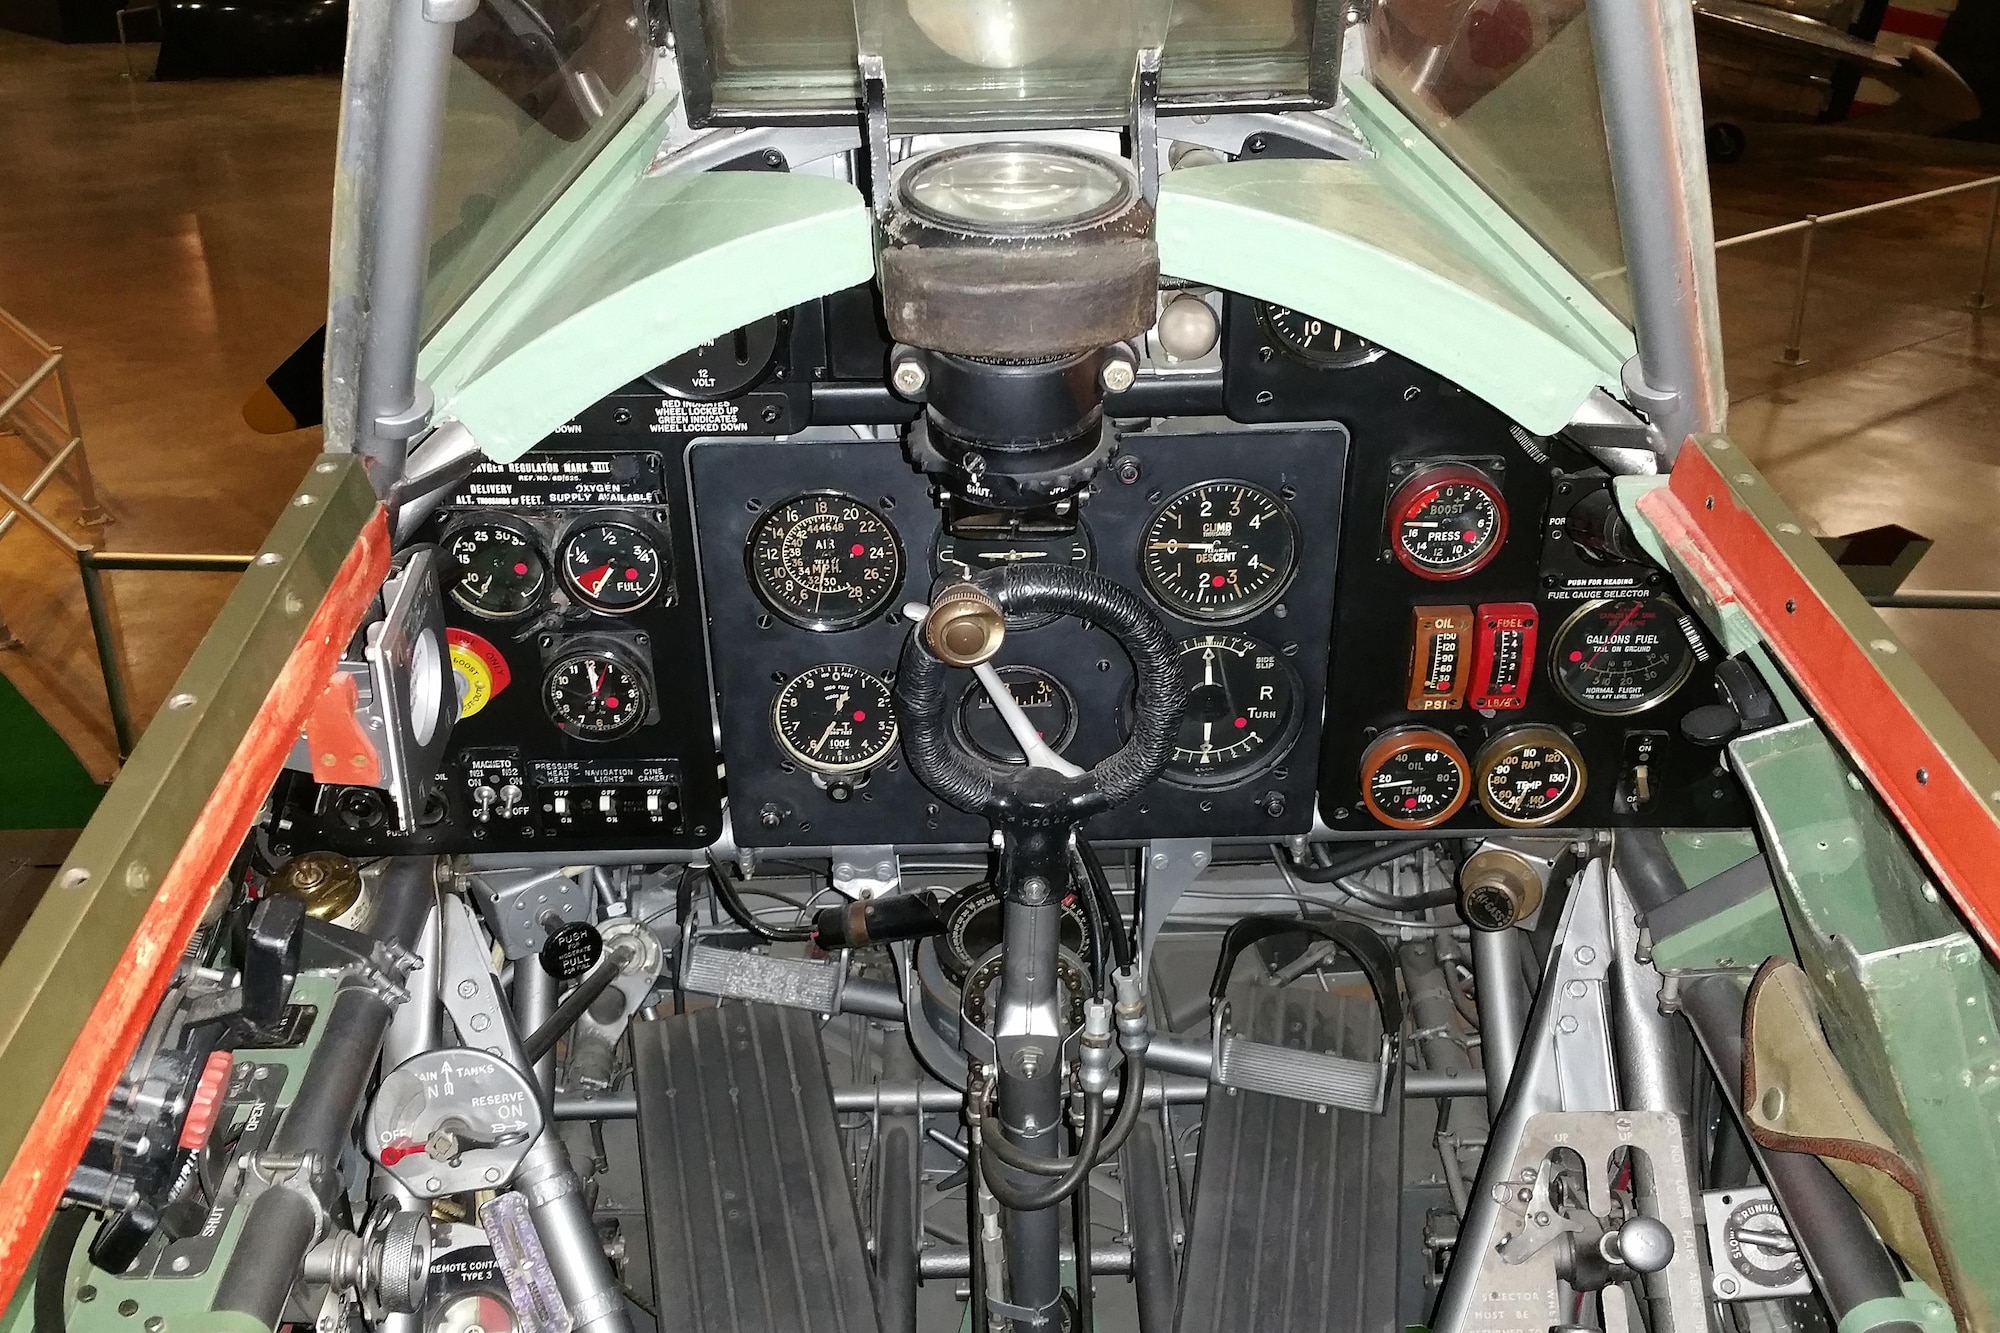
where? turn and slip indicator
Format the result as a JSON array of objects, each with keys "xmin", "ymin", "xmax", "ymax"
[
  {"xmin": 1406, "ymin": 606, "xmax": 1474, "ymax": 710},
  {"xmin": 1469, "ymin": 602, "xmax": 1539, "ymax": 711}
]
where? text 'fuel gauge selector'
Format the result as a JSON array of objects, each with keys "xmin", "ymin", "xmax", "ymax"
[{"xmin": 1140, "ymin": 481, "xmax": 1297, "ymax": 622}]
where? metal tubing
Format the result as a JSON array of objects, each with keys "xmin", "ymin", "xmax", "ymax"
[
  {"xmin": 1470, "ymin": 927, "xmax": 1528, "ymax": 1107},
  {"xmin": 1678, "ymin": 975, "xmax": 1920, "ymax": 1333},
  {"xmin": 1717, "ymin": 172, "xmax": 2000, "ymax": 250},
  {"xmin": 994, "ymin": 889, "xmax": 1066, "ymax": 1328},
  {"xmin": 0, "ymin": 353, "xmax": 59, "ymax": 425},
  {"xmin": 918, "ymin": 1243, "xmax": 1133, "ymax": 1280},
  {"xmin": 1607, "ymin": 871, "xmax": 1686, "ymax": 1116},
  {"xmin": 77, "ymin": 556, "xmax": 135, "ymax": 760},
  {"xmin": 1779, "ymin": 221, "xmax": 1817, "ymax": 366},
  {"xmin": 0, "ymin": 435, "xmax": 81, "ymax": 545},
  {"xmin": 1144, "ymin": 1033, "xmax": 1211, "ymax": 1080},
  {"xmin": 0, "ymin": 473, "xmax": 85, "ymax": 552},
  {"xmin": 514, "ymin": 956, "xmax": 558, "ymax": 1096},
  {"xmin": 877, "ymin": 1046, "xmax": 923, "ymax": 1333},
  {"xmin": 49, "ymin": 359, "xmax": 103, "ymax": 523},
  {"xmin": 1972, "ymin": 182, "xmax": 1999, "ymax": 309},
  {"xmin": 1869, "ymin": 590, "xmax": 2000, "ymax": 609},
  {"xmin": 513, "ymin": 1137, "xmax": 634, "ymax": 1333},
  {"xmin": 1583, "ymin": 0, "xmax": 1720, "ymax": 449},
  {"xmin": 1121, "ymin": 1116, "xmax": 1177, "ymax": 1333},
  {"xmin": 350, "ymin": 0, "xmax": 458, "ymax": 490},
  {"xmin": 83, "ymin": 551, "xmax": 254, "ymax": 572},
  {"xmin": 214, "ymin": 859, "xmax": 435, "ymax": 1325},
  {"xmin": 376, "ymin": 904, "xmax": 439, "ymax": 1333}
]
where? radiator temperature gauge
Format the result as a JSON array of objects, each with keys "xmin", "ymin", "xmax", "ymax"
[
  {"xmin": 1474, "ymin": 724, "xmax": 1586, "ymax": 827},
  {"xmin": 1359, "ymin": 727, "xmax": 1470, "ymax": 829}
]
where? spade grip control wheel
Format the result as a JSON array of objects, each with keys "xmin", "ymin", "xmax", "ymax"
[{"xmin": 896, "ymin": 565, "xmax": 1187, "ymax": 826}]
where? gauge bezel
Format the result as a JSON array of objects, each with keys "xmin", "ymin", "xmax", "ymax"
[
  {"xmin": 1385, "ymin": 462, "xmax": 1509, "ymax": 581},
  {"xmin": 440, "ymin": 512, "xmax": 550, "ymax": 621},
  {"xmin": 746, "ymin": 491, "xmax": 905, "ymax": 633},
  {"xmin": 1255, "ymin": 302, "xmax": 1387, "ymax": 370},
  {"xmin": 1161, "ymin": 632, "xmax": 1304, "ymax": 790},
  {"xmin": 930, "ymin": 524, "xmax": 1094, "ymax": 631},
  {"xmin": 542, "ymin": 643, "xmax": 651, "ymax": 742},
  {"xmin": 952, "ymin": 665, "xmax": 1078, "ymax": 766},
  {"xmin": 557, "ymin": 513, "xmax": 668, "ymax": 615},
  {"xmin": 1548, "ymin": 595, "xmax": 1697, "ymax": 717},
  {"xmin": 1358, "ymin": 725, "xmax": 1471, "ymax": 830},
  {"xmin": 897, "ymin": 143, "xmax": 1138, "ymax": 239},
  {"xmin": 770, "ymin": 663, "xmax": 900, "ymax": 776},
  {"xmin": 1138, "ymin": 479, "xmax": 1300, "ymax": 624},
  {"xmin": 1473, "ymin": 723, "xmax": 1588, "ymax": 828}
]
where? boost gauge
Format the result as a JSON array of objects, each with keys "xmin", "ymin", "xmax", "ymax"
[
  {"xmin": 1359, "ymin": 727, "xmax": 1470, "ymax": 830},
  {"xmin": 560, "ymin": 518, "xmax": 665, "ymax": 614},
  {"xmin": 443, "ymin": 517, "xmax": 547, "ymax": 620},
  {"xmin": 1140, "ymin": 481, "xmax": 1298, "ymax": 622},
  {"xmin": 749, "ymin": 493, "xmax": 903, "ymax": 631},
  {"xmin": 1166, "ymin": 634, "xmax": 1301, "ymax": 788},
  {"xmin": 543, "ymin": 644, "xmax": 650, "ymax": 741},
  {"xmin": 1474, "ymin": 724, "xmax": 1586, "ymax": 827},
  {"xmin": 773, "ymin": 664, "xmax": 898, "ymax": 775},
  {"xmin": 1550, "ymin": 596, "xmax": 1697, "ymax": 715},
  {"xmin": 1387, "ymin": 463, "xmax": 1508, "ymax": 580}
]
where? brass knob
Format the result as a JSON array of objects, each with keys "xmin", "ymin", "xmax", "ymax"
[
  {"xmin": 270, "ymin": 850, "xmax": 363, "ymax": 921},
  {"xmin": 926, "ymin": 584, "xmax": 1007, "ymax": 667},
  {"xmin": 1459, "ymin": 846, "xmax": 1545, "ymax": 931}
]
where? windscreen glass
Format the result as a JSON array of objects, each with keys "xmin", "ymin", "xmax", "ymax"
[
  {"xmin": 683, "ymin": 0, "xmax": 1330, "ymax": 125},
  {"xmin": 1366, "ymin": 0, "xmax": 1631, "ymax": 316},
  {"xmin": 424, "ymin": 0, "xmax": 653, "ymax": 333}
]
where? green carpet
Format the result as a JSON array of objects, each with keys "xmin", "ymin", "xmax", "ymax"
[{"xmin": 0, "ymin": 671, "xmax": 104, "ymax": 829}]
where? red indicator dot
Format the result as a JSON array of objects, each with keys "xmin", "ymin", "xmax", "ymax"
[
  {"xmin": 1462, "ymin": 531, "xmax": 1478, "ymax": 543},
  {"xmin": 1403, "ymin": 796, "xmax": 1418, "ymax": 810},
  {"xmin": 625, "ymin": 567, "xmax": 639, "ymax": 580},
  {"xmin": 1545, "ymin": 786, "xmax": 1561, "ymax": 799},
  {"xmin": 1210, "ymin": 574, "xmax": 1226, "ymax": 587},
  {"xmin": 1234, "ymin": 717, "xmax": 1248, "ymax": 728},
  {"xmin": 852, "ymin": 710, "xmax": 867, "ymax": 722},
  {"xmin": 1568, "ymin": 650, "xmax": 1584, "ymax": 662},
  {"xmin": 850, "ymin": 543, "xmax": 866, "ymax": 557},
  {"xmin": 605, "ymin": 697, "xmax": 621, "ymax": 709},
  {"xmin": 513, "ymin": 562, "xmax": 529, "ymax": 575}
]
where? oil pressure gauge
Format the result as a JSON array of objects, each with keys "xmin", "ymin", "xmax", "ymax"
[
  {"xmin": 1474, "ymin": 724, "xmax": 1586, "ymax": 827},
  {"xmin": 1358, "ymin": 727, "xmax": 1470, "ymax": 829},
  {"xmin": 1387, "ymin": 463, "xmax": 1507, "ymax": 580},
  {"xmin": 1140, "ymin": 481, "xmax": 1297, "ymax": 622},
  {"xmin": 773, "ymin": 664, "xmax": 898, "ymax": 775}
]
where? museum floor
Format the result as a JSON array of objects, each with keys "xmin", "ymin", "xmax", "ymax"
[{"xmin": 4, "ymin": 30, "xmax": 2000, "ymax": 779}]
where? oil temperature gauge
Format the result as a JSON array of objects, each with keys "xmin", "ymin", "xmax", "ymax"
[
  {"xmin": 1387, "ymin": 463, "xmax": 1507, "ymax": 580},
  {"xmin": 773, "ymin": 663, "xmax": 898, "ymax": 775},
  {"xmin": 544, "ymin": 643, "xmax": 650, "ymax": 741},
  {"xmin": 443, "ymin": 517, "xmax": 547, "ymax": 620},
  {"xmin": 1358, "ymin": 727, "xmax": 1470, "ymax": 829},
  {"xmin": 1474, "ymin": 724, "xmax": 1586, "ymax": 827},
  {"xmin": 1165, "ymin": 634, "xmax": 1300, "ymax": 788},
  {"xmin": 560, "ymin": 518, "xmax": 665, "ymax": 614}
]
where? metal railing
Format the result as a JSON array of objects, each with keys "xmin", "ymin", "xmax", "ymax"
[
  {"xmin": 1714, "ymin": 172, "xmax": 2000, "ymax": 365},
  {"xmin": 0, "ymin": 308, "xmax": 252, "ymax": 761}
]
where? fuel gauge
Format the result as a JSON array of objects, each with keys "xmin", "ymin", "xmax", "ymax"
[{"xmin": 560, "ymin": 518, "xmax": 666, "ymax": 614}]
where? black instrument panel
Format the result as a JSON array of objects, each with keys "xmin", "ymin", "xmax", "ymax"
[{"xmin": 690, "ymin": 425, "xmax": 1347, "ymax": 849}]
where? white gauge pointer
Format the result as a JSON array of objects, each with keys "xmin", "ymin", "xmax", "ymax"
[{"xmin": 904, "ymin": 601, "xmax": 1084, "ymax": 779}]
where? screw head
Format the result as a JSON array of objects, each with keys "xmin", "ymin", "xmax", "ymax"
[
  {"xmin": 457, "ymin": 980, "xmax": 478, "ymax": 998},
  {"xmin": 1558, "ymin": 1015, "xmax": 1579, "ymax": 1034},
  {"xmin": 1101, "ymin": 358, "xmax": 1137, "ymax": 393},
  {"xmin": 891, "ymin": 359, "xmax": 928, "ymax": 396}
]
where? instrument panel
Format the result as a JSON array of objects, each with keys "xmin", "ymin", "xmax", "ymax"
[{"xmin": 272, "ymin": 281, "xmax": 1752, "ymax": 859}]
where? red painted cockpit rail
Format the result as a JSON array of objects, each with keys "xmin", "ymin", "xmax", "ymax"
[
  {"xmin": 0, "ymin": 507, "xmax": 390, "ymax": 1316},
  {"xmin": 1637, "ymin": 442, "xmax": 2000, "ymax": 957}
]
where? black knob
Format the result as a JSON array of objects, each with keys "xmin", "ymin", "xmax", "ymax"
[{"xmin": 1680, "ymin": 703, "xmax": 1742, "ymax": 748}]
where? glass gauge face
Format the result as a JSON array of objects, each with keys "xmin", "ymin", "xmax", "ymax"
[
  {"xmin": 772, "ymin": 663, "xmax": 898, "ymax": 775},
  {"xmin": 643, "ymin": 317, "xmax": 778, "ymax": 400},
  {"xmin": 544, "ymin": 649, "xmax": 648, "ymax": 741},
  {"xmin": 1387, "ymin": 464, "xmax": 1508, "ymax": 579},
  {"xmin": 434, "ymin": 1293, "xmax": 516, "ymax": 1333},
  {"xmin": 749, "ymin": 493, "xmax": 903, "ymax": 631},
  {"xmin": 933, "ymin": 526, "xmax": 1092, "ymax": 629},
  {"xmin": 1475, "ymin": 725, "xmax": 1587, "ymax": 827},
  {"xmin": 443, "ymin": 520, "xmax": 547, "ymax": 620},
  {"xmin": 1140, "ymin": 481, "xmax": 1298, "ymax": 622},
  {"xmin": 954, "ymin": 666, "xmax": 1076, "ymax": 765},
  {"xmin": 1550, "ymin": 597, "xmax": 1696, "ymax": 716},
  {"xmin": 560, "ymin": 520, "xmax": 665, "ymax": 614},
  {"xmin": 1359, "ymin": 727, "xmax": 1470, "ymax": 830},
  {"xmin": 1166, "ymin": 634, "xmax": 1300, "ymax": 788},
  {"xmin": 939, "ymin": 882, "xmax": 1091, "ymax": 984},
  {"xmin": 1259, "ymin": 303, "xmax": 1383, "ymax": 369}
]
